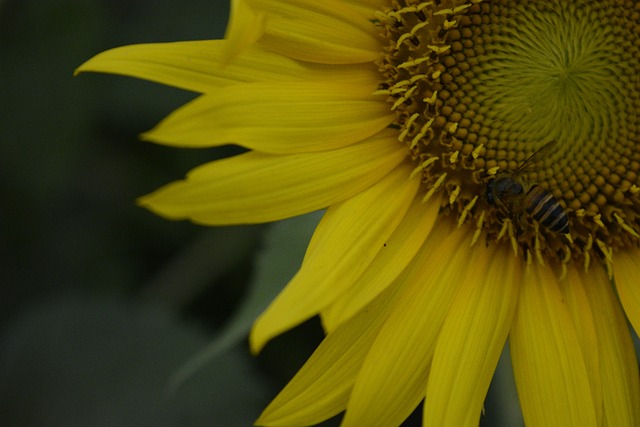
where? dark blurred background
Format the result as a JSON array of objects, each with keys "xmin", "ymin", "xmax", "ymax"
[
  {"xmin": 0, "ymin": 1, "xmax": 326, "ymax": 425},
  {"xmin": 0, "ymin": 1, "xmax": 529, "ymax": 426}
]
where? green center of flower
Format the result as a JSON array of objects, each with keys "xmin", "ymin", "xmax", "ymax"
[{"xmin": 377, "ymin": 0, "xmax": 640, "ymax": 271}]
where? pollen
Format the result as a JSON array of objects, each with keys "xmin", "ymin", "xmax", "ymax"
[{"xmin": 377, "ymin": 0, "xmax": 640, "ymax": 271}]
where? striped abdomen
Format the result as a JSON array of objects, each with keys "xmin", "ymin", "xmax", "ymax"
[{"xmin": 525, "ymin": 185, "xmax": 569, "ymax": 233}]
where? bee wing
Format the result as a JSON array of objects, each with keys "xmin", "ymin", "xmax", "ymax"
[{"xmin": 513, "ymin": 140, "xmax": 558, "ymax": 177}]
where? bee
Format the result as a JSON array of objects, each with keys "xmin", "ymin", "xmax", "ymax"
[{"xmin": 486, "ymin": 140, "xmax": 569, "ymax": 234}]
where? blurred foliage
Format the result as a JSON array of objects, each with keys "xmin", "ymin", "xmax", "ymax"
[
  {"xmin": 0, "ymin": 0, "xmax": 328, "ymax": 425},
  {"xmin": 0, "ymin": 296, "xmax": 272, "ymax": 426}
]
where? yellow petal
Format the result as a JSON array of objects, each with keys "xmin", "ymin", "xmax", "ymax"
[
  {"xmin": 343, "ymin": 0, "xmax": 390, "ymax": 18},
  {"xmin": 341, "ymin": 222, "xmax": 475, "ymax": 427},
  {"xmin": 256, "ymin": 280, "xmax": 402, "ymax": 426},
  {"xmin": 558, "ymin": 266, "xmax": 602, "ymax": 425},
  {"xmin": 250, "ymin": 163, "xmax": 419, "ymax": 352},
  {"xmin": 424, "ymin": 243, "xmax": 520, "ymax": 427},
  {"xmin": 76, "ymin": 40, "xmax": 249, "ymax": 92},
  {"xmin": 138, "ymin": 130, "xmax": 406, "ymax": 225},
  {"xmin": 581, "ymin": 265, "xmax": 640, "ymax": 426},
  {"xmin": 250, "ymin": 0, "xmax": 381, "ymax": 64},
  {"xmin": 76, "ymin": 40, "xmax": 378, "ymax": 93},
  {"xmin": 614, "ymin": 247, "xmax": 640, "ymax": 337},
  {"xmin": 221, "ymin": 0, "xmax": 266, "ymax": 65},
  {"xmin": 510, "ymin": 262, "xmax": 598, "ymax": 427},
  {"xmin": 321, "ymin": 194, "xmax": 439, "ymax": 332},
  {"xmin": 142, "ymin": 81, "xmax": 392, "ymax": 153}
]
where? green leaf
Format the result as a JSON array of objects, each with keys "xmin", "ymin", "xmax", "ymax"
[{"xmin": 168, "ymin": 210, "xmax": 323, "ymax": 391}]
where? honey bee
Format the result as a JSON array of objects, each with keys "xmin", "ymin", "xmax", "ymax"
[{"xmin": 486, "ymin": 140, "xmax": 569, "ymax": 234}]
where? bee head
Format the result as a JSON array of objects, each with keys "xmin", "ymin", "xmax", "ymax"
[{"xmin": 486, "ymin": 175, "xmax": 525, "ymax": 206}]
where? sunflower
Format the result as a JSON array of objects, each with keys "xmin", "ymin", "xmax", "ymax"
[{"xmin": 77, "ymin": 0, "xmax": 640, "ymax": 425}]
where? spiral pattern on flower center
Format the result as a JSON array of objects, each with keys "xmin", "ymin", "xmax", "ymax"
[{"xmin": 376, "ymin": 0, "xmax": 640, "ymax": 271}]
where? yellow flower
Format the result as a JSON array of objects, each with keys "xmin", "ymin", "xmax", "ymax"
[{"xmin": 77, "ymin": 0, "xmax": 640, "ymax": 426}]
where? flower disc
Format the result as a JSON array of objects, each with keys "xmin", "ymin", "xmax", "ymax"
[{"xmin": 378, "ymin": 0, "xmax": 640, "ymax": 270}]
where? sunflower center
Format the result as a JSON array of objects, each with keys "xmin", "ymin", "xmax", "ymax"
[{"xmin": 376, "ymin": 0, "xmax": 640, "ymax": 271}]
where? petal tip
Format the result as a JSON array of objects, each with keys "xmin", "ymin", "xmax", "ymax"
[{"xmin": 248, "ymin": 324, "xmax": 267, "ymax": 355}]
